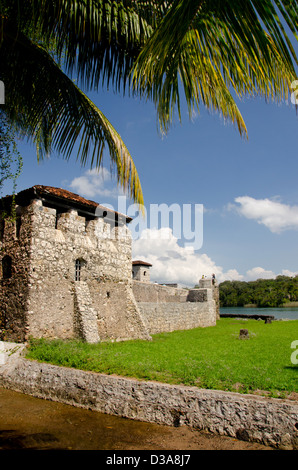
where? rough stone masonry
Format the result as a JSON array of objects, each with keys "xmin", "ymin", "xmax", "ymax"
[
  {"xmin": 0, "ymin": 185, "xmax": 218, "ymax": 343},
  {"xmin": 0, "ymin": 344, "xmax": 297, "ymax": 450}
]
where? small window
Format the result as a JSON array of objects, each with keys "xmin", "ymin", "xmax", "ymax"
[
  {"xmin": 75, "ymin": 259, "xmax": 81, "ymax": 281},
  {"xmin": 16, "ymin": 216, "xmax": 22, "ymax": 238},
  {"xmin": 2, "ymin": 255, "xmax": 12, "ymax": 279},
  {"xmin": 55, "ymin": 211, "xmax": 62, "ymax": 229},
  {"xmin": 0, "ymin": 218, "xmax": 4, "ymax": 241}
]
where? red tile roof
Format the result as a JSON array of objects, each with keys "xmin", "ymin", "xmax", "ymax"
[
  {"xmin": 5, "ymin": 185, "xmax": 132, "ymax": 222},
  {"xmin": 132, "ymin": 260, "xmax": 152, "ymax": 267},
  {"xmin": 33, "ymin": 185, "xmax": 107, "ymax": 211}
]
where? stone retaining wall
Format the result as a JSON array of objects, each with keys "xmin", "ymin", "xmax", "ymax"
[{"xmin": 0, "ymin": 345, "xmax": 297, "ymax": 450}]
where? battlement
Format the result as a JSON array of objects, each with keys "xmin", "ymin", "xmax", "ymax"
[
  {"xmin": 0, "ymin": 185, "xmax": 132, "ymax": 244},
  {"xmin": 28, "ymin": 199, "xmax": 131, "ymax": 243}
]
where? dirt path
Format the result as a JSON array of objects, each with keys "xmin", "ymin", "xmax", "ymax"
[{"xmin": 0, "ymin": 387, "xmax": 273, "ymax": 451}]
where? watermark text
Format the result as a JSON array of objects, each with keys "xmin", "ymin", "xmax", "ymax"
[
  {"xmin": 0, "ymin": 81, "xmax": 4, "ymax": 104},
  {"xmin": 95, "ymin": 197, "xmax": 204, "ymax": 250},
  {"xmin": 291, "ymin": 80, "xmax": 298, "ymax": 105},
  {"xmin": 290, "ymin": 340, "xmax": 298, "ymax": 365}
]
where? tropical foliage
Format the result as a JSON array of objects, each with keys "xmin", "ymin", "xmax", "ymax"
[
  {"xmin": 0, "ymin": 0, "xmax": 150, "ymax": 205},
  {"xmin": 219, "ymin": 276, "xmax": 298, "ymax": 308},
  {"xmin": 0, "ymin": 1, "xmax": 297, "ymax": 205},
  {"xmin": 132, "ymin": 0, "xmax": 298, "ymax": 135},
  {"xmin": 0, "ymin": 111, "xmax": 23, "ymax": 217}
]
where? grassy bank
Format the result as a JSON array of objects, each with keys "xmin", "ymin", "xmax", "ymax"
[{"xmin": 26, "ymin": 318, "xmax": 298, "ymax": 398}]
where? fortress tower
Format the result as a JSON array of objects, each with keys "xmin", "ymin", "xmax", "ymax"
[
  {"xmin": 0, "ymin": 185, "xmax": 150, "ymax": 343},
  {"xmin": 132, "ymin": 260, "xmax": 152, "ymax": 283}
]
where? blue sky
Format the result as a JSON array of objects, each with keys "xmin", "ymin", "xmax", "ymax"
[{"xmin": 3, "ymin": 78, "xmax": 298, "ymax": 286}]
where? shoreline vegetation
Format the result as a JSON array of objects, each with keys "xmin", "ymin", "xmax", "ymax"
[
  {"xmin": 219, "ymin": 276, "xmax": 298, "ymax": 308},
  {"xmin": 26, "ymin": 318, "xmax": 298, "ymax": 399}
]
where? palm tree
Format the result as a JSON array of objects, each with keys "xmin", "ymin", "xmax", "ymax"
[
  {"xmin": 132, "ymin": 0, "xmax": 298, "ymax": 137},
  {"xmin": 0, "ymin": 1, "xmax": 297, "ymax": 206},
  {"xmin": 0, "ymin": 0, "xmax": 152, "ymax": 205}
]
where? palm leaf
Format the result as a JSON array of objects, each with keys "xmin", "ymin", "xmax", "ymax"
[
  {"xmin": 1, "ymin": 0, "xmax": 297, "ymax": 209},
  {"xmin": 0, "ymin": 27, "xmax": 144, "ymax": 206},
  {"xmin": 132, "ymin": 0, "xmax": 298, "ymax": 136},
  {"xmin": 27, "ymin": 0, "xmax": 154, "ymax": 92}
]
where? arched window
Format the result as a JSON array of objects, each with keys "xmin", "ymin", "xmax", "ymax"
[{"xmin": 2, "ymin": 255, "xmax": 12, "ymax": 279}]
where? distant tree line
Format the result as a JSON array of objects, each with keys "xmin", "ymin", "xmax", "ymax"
[{"xmin": 219, "ymin": 276, "xmax": 298, "ymax": 308}]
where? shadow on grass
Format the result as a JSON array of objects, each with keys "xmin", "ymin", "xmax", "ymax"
[{"xmin": 284, "ymin": 365, "xmax": 298, "ymax": 371}]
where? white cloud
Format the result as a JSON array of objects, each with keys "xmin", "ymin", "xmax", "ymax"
[
  {"xmin": 245, "ymin": 266, "xmax": 276, "ymax": 281},
  {"xmin": 281, "ymin": 269, "xmax": 298, "ymax": 277},
  {"xmin": 245, "ymin": 267, "xmax": 298, "ymax": 281},
  {"xmin": 223, "ymin": 269, "xmax": 244, "ymax": 281},
  {"xmin": 230, "ymin": 196, "xmax": 298, "ymax": 233},
  {"xmin": 132, "ymin": 228, "xmax": 298, "ymax": 285},
  {"xmin": 69, "ymin": 168, "xmax": 124, "ymax": 199},
  {"xmin": 132, "ymin": 228, "xmax": 242, "ymax": 286}
]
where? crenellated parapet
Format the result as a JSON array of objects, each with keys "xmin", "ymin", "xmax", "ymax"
[{"xmin": 28, "ymin": 198, "xmax": 131, "ymax": 244}]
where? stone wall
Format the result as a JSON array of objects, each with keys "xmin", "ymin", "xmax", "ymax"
[
  {"xmin": 1, "ymin": 347, "xmax": 297, "ymax": 449},
  {"xmin": 132, "ymin": 281, "xmax": 217, "ymax": 334},
  {"xmin": 89, "ymin": 279, "xmax": 150, "ymax": 342},
  {"xmin": 200, "ymin": 278, "xmax": 220, "ymax": 320},
  {"xmin": 138, "ymin": 300, "xmax": 216, "ymax": 334},
  {"xmin": 133, "ymin": 282, "xmax": 189, "ymax": 303},
  {"xmin": 0, "ymin": 205, "xmax": 33, "ymax": 342}
]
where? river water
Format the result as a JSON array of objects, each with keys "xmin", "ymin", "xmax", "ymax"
[{"xmin": 220, "ymin": 306, "xmax": 298, "ymax": 320}]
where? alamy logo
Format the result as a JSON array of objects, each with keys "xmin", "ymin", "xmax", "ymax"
[
  {"xmin": 95, "ymin": 197, "xmax": 204, "ymax": 250},
  {"xmin": 291, "ymin": 80, "xmax": 298, "ymax": 105},
  {"xmin": 0, "ymin": 342, "xmax": 6, "ymax": 365},
  {"xmin": 0, "ymin": 81, "xmax": 4, "ymax": 104},
  {"xmin": 290, "ymin": 340, "xmax": 298, "ymax": 365}
]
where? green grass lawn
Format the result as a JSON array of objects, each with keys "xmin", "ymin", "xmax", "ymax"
[{"xmin": 26, "ymin": 318, "xmax": 298, "ymax": 397}]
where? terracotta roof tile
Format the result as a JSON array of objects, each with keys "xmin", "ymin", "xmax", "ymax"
[
  {"xmin": 4, "ymin": 185, "xmax": 132, "ymax": 222},
  {"xmin": 132, "ymin": 260, "xmax": 152, "ymax": 266}
]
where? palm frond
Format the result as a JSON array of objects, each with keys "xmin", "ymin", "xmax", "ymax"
[
  {"xmin": 132, "ymin": 0, "xmax": 298, "ymax": 136},
  {"xmin": 0, "ymin": 28, "xmax": 144, "ymax": 206},
  {"xmin": 27, "ymin": 0, "xmax": 154, "ymax": 92},
  {"xmin": 1, "ymin": 0, "xmax": 298, "ymax": 208}
]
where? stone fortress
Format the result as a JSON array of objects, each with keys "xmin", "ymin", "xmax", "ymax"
[{"xmin": 0, "ymin": 185, "xmax": 219, "ymax": 343}]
